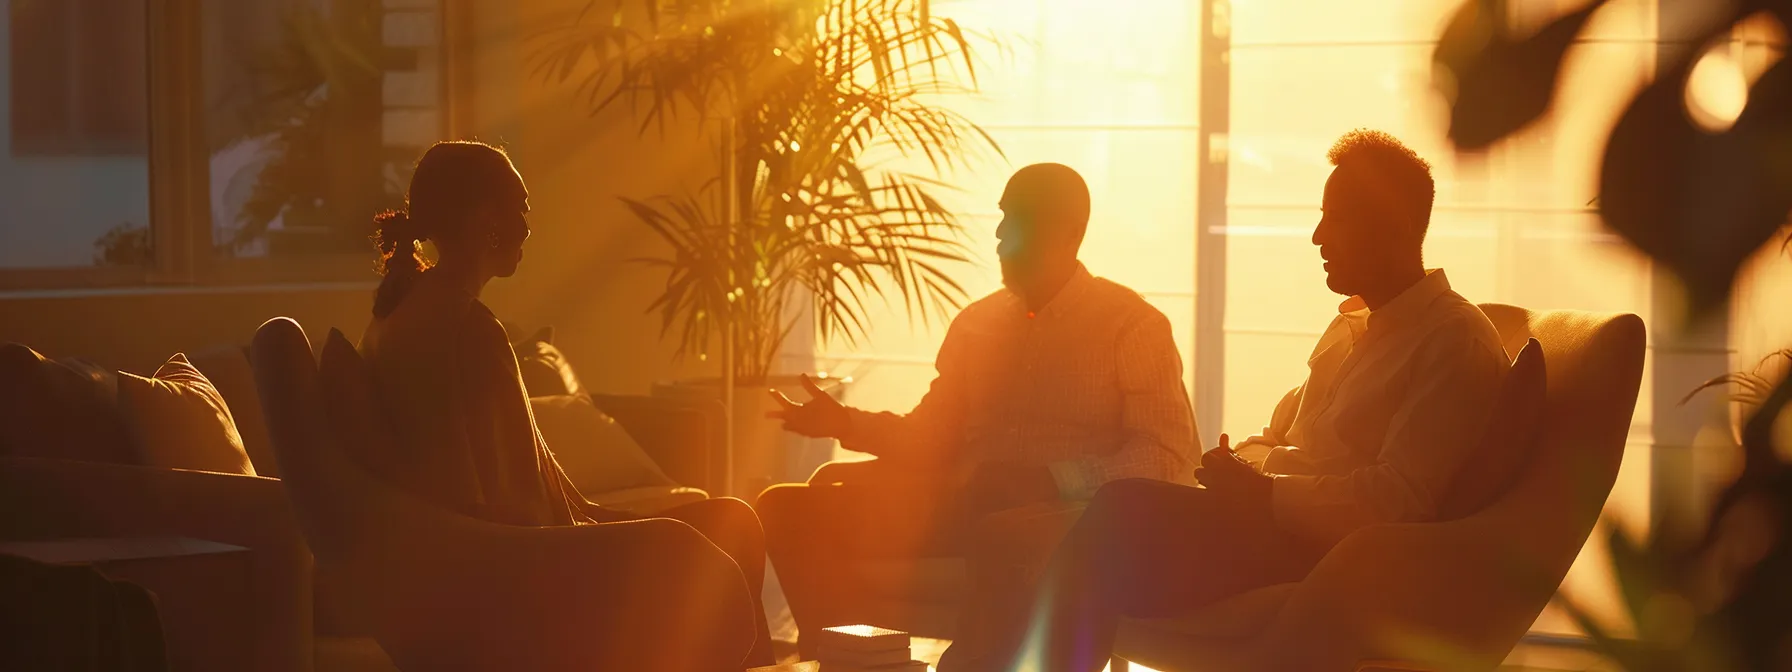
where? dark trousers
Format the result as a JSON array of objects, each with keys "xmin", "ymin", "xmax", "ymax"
[{"xmin": 995, "ymin": 478, "xmax": 1320, "ymax": 672}]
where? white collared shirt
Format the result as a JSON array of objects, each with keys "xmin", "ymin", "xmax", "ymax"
[{"xmin": 1240, "ymin": 269, "xmax": 1508, "ymax": 546}]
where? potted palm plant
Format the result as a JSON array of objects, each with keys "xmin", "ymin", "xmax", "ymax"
[{"xmin": 535, "ymin": 0, "xmax": 1002, "ymax": 494}]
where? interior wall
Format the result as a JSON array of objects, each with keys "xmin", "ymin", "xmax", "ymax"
[
  {"xmin": 0, "ymin": 0, "xmax": 718, "ymax": 392},
  {"xmin": 461, "ymin": 0, "xmax": 720, "ymax": 395},
  {"xmin": 0, "ymin": 286, "xmax": 370, "ymax": 375}
]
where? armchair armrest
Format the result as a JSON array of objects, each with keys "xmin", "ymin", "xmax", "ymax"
[
  {"xmin": 585, "ymin": 485, "xmax": 711, "ymax": 516},
  {"xmin": 0, "ymin": 456, "xmax": 312, "ymax": 672},
  {"xmin": 0, "ymin": 456, "xmax": 303, "ymax": 553}
]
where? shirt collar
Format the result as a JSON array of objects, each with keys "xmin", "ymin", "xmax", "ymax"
[
  {"xmin": 1038, "ymin": 263, "xmax": 1095, "ymax": 318},
  {"xmin": 1007, "ymin": 263, "xmax": 1095, "ymax": 319},
  {"xmin": 1348, "ymin": 268, "xmax": 1451, "ymax": 333}
]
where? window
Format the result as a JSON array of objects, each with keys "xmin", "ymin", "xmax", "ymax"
[
  {"xmin": 1, "ymin": 0, "xmax": 153, "ymax": 272},
  {"xmin": 0, "ymin": 0, "xmax": 447, "ymax": 282},
  {"xmin": 9, "ymin": 0, "xmax": 149, "ymax": 156},
  {"xmin": 204, "ymin": 0, "xmax": 444, "ymax": 260}
]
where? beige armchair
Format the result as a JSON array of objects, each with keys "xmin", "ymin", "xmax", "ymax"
[
  {"xmin": 250, "ymin": 317, "xmax": 759, "ymax": 671},
  {"xmin": 1112, "ymin": 304, "xmax": 1646, "ymax": 670}
]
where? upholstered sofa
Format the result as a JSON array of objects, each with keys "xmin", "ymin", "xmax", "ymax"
[{"xmin": 0, "ymin": 335, "xmax": 727, "ymax": 671}]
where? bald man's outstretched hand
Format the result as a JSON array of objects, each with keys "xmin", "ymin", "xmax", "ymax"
[{"xmin": 768, "ymin": 374, "xmax": 852, "ymax": 440}]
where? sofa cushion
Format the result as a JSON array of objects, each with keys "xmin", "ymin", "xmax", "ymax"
[
  {"xmin": 118, "ymin": 353, "xmax": 255, "ymax": 475},
  {"xmin": 189, "ymin": 345, "xmax": 277, "ymax": 478},
  {"xmin": 1438, "ymin": 337, "xmax": 1547, "ymax": 520},
  {"xmin": 0, "ymin": 343, "xmax": 134, "ymax": 464},
  {"xmin": 531, "ymin": 394, "xmax": 675, "ymax": 495},
  {"xmin": 512, "ymin": 327, "xmax": 584, "ymax": 398}
]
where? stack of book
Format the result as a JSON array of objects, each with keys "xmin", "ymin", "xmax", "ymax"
[{"xmin": 814, "ymin": 625, "xmax": 928, "ymax": 671}]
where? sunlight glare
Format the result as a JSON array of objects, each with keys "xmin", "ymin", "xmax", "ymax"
[{"xmin": 1684, "ymin": 46, "xmax": 1748, "ymax": 132}]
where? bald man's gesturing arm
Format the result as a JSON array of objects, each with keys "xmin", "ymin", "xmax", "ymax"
[{"xmin": 770, "ymin": 314, "xmax": 973, "ymax": 465}]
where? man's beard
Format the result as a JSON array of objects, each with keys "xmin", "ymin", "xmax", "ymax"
[{"xmin": 1000, "ymin": 257, "xmax": 1025, "ymax": 290}]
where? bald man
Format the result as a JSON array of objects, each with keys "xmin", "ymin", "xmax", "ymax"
[{"xmin": 758, "ymin": 164, "xmax": 1199, "ymax": 657}]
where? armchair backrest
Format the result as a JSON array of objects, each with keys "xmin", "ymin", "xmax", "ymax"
[
  {"xmin": 249, "ymin": 318, "xmax": 500, "ymax": 664},
  {"xmin": 1474, "ymin": 304, "xmax": 1645, "ymax": 561}
]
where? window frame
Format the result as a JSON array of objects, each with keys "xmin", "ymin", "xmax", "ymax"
[{"xmin": 0, "ymin": 0, "xmax": 455, "ymax": 292}]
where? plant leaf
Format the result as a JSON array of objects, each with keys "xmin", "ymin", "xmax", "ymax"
[
  {"xmin": 1434, "ymin": 0, "xmax": 1604, "ymax": 151},
  {"xmin": 1599, "ymin": 56, "xmax": 1792, "ymax": 319}
]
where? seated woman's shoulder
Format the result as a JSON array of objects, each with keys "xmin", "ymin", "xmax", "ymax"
[{"xmin": 459, "ymin": 299, "xmax": 510, "ymax": 340}]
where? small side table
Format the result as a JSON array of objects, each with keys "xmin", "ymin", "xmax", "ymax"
[
  {"xmin": 0, "ymin": 537, "xmax": 253, "ymax": 672},
  {"xmin": 748, "ymin": 662, "xmax": 820, "ymax": 672}
]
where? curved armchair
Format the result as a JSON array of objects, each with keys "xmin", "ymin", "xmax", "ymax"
[
  {"xmin": 1114, "ymin": 305, "xmax": 1647, "ymax": 671},
  {"xmin": 249, "ymin": 318, "xmax": 757, "ymax": 671}
]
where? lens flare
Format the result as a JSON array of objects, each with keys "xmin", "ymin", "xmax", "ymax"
[{"xmin": 1684, "ymin": 46, "xmax": 1749, "ymax": 132}]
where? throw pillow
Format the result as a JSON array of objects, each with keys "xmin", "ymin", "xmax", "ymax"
[
  {"xmin": 1439, "ymin": 337, "xmax": 1547, "ymax": 520},
  {"xmin": 531, "ymin": 394, "xmax": 675, "ymax": 495},
  {"xmin": 512, "ymin": 326, "xmax": 585, "ymax": 397},
  {"xmin": 117, "ymin": 353, "xmax": 256, "ymax": 475},
  {"xmin": 0, "ymin": 343, "xmax": 135, "ymax": 464},
  {"xmin": 189, "ymin": 345, "xmax": 278, "ymax": 477}
]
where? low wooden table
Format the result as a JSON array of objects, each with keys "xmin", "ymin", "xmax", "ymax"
[
  {"xmin": 748, "ymin": 662, "xmax": 820, "ymax": 672},
  {"xmin": 0, "ymin": 537, "xmax": 253, "ymax": 672}
]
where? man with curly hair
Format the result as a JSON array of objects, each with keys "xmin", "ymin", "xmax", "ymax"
[{"xmin": 951, "ymin": 130, "xmax": 1509, "ymax": 672}]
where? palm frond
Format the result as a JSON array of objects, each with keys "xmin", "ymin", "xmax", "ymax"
[{"xmin": 536, "ymin": 0, "xmax": 998, "ymax": 382}]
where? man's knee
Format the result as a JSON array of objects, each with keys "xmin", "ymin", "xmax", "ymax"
[
  {"xmin": 810, "ymin": 458, "xmax": 884, "ymax": 485},
  {"xmin": 1080, "ymin": 479, "xmax": 1188, "ymax": 601},
  {"xmin": 755, "ymin": 483, "xmax": 815, "ymax": 537},
  {"xmin": 755, "ymin": 482, "xmax": 803, "ymax": 516},
  {"xmin": 699, "ymin": 497, "xmax": 762, "ymax": 534}
]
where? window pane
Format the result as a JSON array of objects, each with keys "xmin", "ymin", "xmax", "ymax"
[
  {"xmin": 934, "ymin": 0, "xmax": 1198, "ymax": 127},
  {"xmin": 2, "ymin": 0, "xmax": 153, "ymax": 269},
  {"xmin": 205, "ymin": 0, "xmax": 442, "ymax": 258}
]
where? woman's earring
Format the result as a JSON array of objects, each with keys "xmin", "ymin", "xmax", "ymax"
[{"xmin": 487, "ymin": 230, "xmax": 502, "ymax": 250}]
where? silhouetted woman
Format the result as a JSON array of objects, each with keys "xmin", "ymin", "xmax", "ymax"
[{"xmin": 358, "ymin": 141, "xmax": 774, "ymax": 667}]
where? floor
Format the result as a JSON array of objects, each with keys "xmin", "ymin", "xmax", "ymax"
[
  {"xmin": 760, "ymin": 540, "xmax": 1607, "ymax": 672},
  {"xmin": 765, "ymin": 564, "xmax": 1156, "ymax": 672}
]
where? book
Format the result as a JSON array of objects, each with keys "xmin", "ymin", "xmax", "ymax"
[
  {"xmin": 814, "ymin": 624, "xmax": 910, "ymax": 653},
  {"xmin": 816, "ymin": 644, "xmax": 912, "ymax": 667}
]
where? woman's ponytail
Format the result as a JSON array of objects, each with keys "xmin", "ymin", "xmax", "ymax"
[{"xmin": 372, "ymin": 210, "xmax": 431, "ymax": 318}]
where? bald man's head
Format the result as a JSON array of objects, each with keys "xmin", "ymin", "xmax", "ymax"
[{"xmin": 996, "ymin": 163, "xmax": 1090, "ymax": 291}]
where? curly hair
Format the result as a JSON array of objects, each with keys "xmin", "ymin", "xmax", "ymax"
[{"xmin": 1326, "ymin": 129, "xmax": 1436, "ymax": 236}]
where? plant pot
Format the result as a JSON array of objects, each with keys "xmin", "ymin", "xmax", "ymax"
[{"xmin": 652, "ymin": 374, "xmax": 850, "ymax": 498}]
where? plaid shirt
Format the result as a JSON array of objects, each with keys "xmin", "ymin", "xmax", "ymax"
[{"xmin": 841, "ymin": 265, "xmax": 1199, "ymax": 499}]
